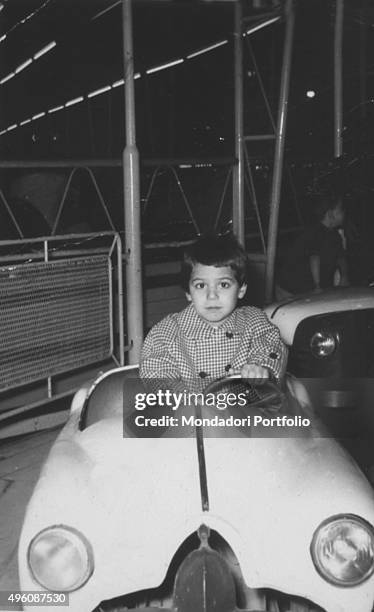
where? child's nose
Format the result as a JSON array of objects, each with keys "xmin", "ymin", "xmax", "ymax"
[{"xmin": 207, "ymin": 286, "xmax": 218, "ymax": 299}]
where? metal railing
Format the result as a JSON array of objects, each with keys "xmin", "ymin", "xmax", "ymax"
[{"xmin": 0, "ymin": 232, "xmax": 124, "ymax": 421}]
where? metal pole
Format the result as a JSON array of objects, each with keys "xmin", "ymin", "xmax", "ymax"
[
  {"xmin": 232, "ymin": 0, "xmax": 245, "ymax": 245},
  {"xmin": 359, "ymin": 0, "xmax": 368, "ymax": 236},
  {"xmin": 122, "ymin": 0, "xmax": 143, "ymax": 363},
  {"xmin": 0, "ymin": 156, "xmax": 236, "ymax": 168},
  {"xmin": 264, "ymin": 0, "xmax": 295, "ymax": 303},
  {"xmin": 334, "ymin": 0, "xmax": 344, "ymax": 158},
  {"xmin": 116, "ymin": 234, "xmax": 125, "ymax": 366}
]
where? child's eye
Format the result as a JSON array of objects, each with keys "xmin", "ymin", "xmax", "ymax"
[
  {"xmin": 220, "ymin": 281, "xmax": 231, "ymax": 289},
  {"xmin": 193, "ymin": 282, "xmax": 206, "ymax": 289}
]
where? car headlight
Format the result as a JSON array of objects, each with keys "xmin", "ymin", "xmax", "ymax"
[
  {"xmin": 28, "ymin": 525, "xmax": 94, "ymax": 592},
  {"xmin": 310, "ymin": 330, "xmax": 337, "ymax": 358},
  {"xmin": 311, "ymin": 514, "xmax": 374, "ymax": 586}
]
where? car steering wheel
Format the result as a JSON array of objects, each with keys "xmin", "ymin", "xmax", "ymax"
[{"xmin": 203, "ymin": 373, "xmax": 285, "ymax": 411}]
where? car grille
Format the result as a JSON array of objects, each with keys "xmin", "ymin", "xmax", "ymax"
[
  {"xmin": 93, "ymin": 531, "xmax": 325, "ymax": 612},
  {"xmin": 94, "ymin": 590, "xmax": 325, "ymax": 611}
]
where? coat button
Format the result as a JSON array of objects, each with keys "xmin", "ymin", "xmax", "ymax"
[
  {"xmin": 199, "ymin": 371, "xmax": 208, "ymax": 378},
  {"xmin": 226, "ymin": 332, "xmax": 233, "ymax": 339},
  {"xmin": 269, "ymin": 352, "xmax": 279, "ymax": 359},
  {"xmin": 225, "ymin": 364, "xmax": 231, "ymax": 372}
]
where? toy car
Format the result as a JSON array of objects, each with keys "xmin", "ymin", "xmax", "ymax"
[
  {"xmin": 265, "ymin": 287, "xmax": 374, "ymax": 380},
  {"xmin": 265, "ymin": 286, "xmax": 374, "ymax": 445},
  {"xmin": 18, "ymin": 361, "xmax": 374, "ymax": 612}
]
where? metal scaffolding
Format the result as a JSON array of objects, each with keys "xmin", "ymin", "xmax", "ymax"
[{"xmin": 233, "ymin": 0, "xmax": 295, "ymax": 303}]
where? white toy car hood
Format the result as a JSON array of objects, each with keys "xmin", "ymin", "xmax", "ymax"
[
  {"xmin": 265, "ymin": 287, "xmax": 374, "ymax": 345},
  {"xmin": 19, "ymin": 387, "xmax": 374, "ymax": 612}
]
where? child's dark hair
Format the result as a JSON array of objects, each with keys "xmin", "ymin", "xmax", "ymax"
[{"xmin": 181, "ymin": 233, "xmax": 248, "ymax": 292}]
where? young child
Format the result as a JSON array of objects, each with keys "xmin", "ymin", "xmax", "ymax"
[
  {"xmin": 140, "ymin": 233, "xmax": 287, "ymax": 387},
  {"xmin": 277, "ymin": 196, "xmax": 349, "ymax": 298}
]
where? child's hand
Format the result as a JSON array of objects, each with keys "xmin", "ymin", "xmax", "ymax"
[{"xmin": 229, "ymin": 363, "xmax": 270, "ymax": 381}]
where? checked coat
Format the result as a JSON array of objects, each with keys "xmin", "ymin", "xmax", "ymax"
[{"xmin": 140, "ymin": 304, "xmax": 287, "ymax": 390}]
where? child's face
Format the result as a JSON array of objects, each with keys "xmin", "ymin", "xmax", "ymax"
[
  {"xmin": 186, "ymin": 263, "xmax": 247, "ymax": 327},
  {"xmin": 330, "ymin": 202, "xmax": 345, "ymax": 227}
]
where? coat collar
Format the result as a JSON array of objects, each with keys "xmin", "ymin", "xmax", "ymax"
[{"xmin": 178, "ymin": 304, "xmax": 238, "ymax": 339}]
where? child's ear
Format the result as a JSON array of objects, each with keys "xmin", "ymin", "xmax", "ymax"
[
  {"xmin": 238, "ymin": 283, "xmax": 247, "ymax": 299},
  {"xmin": 185, "ymin": 292, "xmax": 192, "ymax": 302}
]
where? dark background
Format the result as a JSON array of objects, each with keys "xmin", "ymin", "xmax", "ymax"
[{"xmin": 0, "ymin": 0, "xmax": 374, "ymax": 277}]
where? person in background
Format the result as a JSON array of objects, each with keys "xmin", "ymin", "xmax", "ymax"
[{"xmin": 276, "ymin": 195, "xmax": 349, "ymax": 299}]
